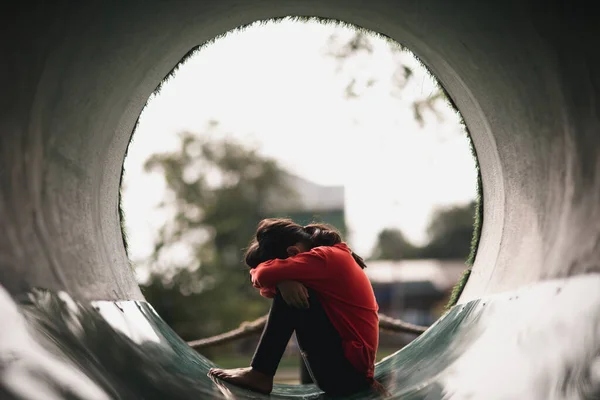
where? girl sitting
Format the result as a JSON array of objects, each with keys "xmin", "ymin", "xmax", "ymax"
[{"xmin": 209, "ymin": 218, "xmax": 382, "ymax": 397}]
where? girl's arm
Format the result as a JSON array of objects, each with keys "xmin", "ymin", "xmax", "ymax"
[
  {"xmin": 250, "ymin": 247, "xmax": 329, "ymax": 289},
  {"xmin": 258, "ymin": 287, "xmax": 276, "ymax": 298}
]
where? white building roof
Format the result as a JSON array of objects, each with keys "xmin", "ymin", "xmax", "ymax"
[
  {"xmin": 364, "ymin": 259, "xmax": 468, "ymax": 292},
  {"xmin": 266, "ymin": 172, "xmax": 344, "ymax": 213}
]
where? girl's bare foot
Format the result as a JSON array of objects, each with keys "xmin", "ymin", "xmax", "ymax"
[{"xmin": 208, "ymin": 367, "xmax": 274, "ymax": 394}]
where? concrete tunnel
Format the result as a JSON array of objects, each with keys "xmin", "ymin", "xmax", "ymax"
[{"xmin": 1, "ymin": 1, "xmax": 599, "ymax": 399}]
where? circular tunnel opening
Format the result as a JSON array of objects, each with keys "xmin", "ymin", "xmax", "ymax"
[{"xmin": 120, "ymin": 17, "xmax": 481, "ymax": 384}]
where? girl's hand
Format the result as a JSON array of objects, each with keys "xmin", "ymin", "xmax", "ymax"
[{"xmin": 277, "ymin": 280, "xmax": 309, "ymax": 309}]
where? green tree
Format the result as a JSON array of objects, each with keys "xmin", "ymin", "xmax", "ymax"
[
  {"xmin": 139, "ymin": 121, "xmax": 293, "ymax": 342},
  {"xmin": 420, "ymin": 201, "xmax": 476, "ymax": 260},
  {"xmin": 371, "ymin": 228, "xmax": 420, "ymax": 260},
  {"xmin": 372, "ymin": 202, "xmax": 476, "ymax": 261}
]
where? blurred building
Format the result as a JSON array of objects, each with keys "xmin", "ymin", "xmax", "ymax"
[
  {"xmin": 265, "ymin": 172, "xmax": 346, "ymax": 234},
  {"xmin": 364, "ymin": 259, "xmax": 467, "ymax": 350},
  {"xmin": 365, "ymin": 259, "xmax": 467, "ymax": 325}
]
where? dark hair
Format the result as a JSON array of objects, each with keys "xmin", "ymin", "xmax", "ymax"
[{"xmin": 244, "ymin": 218, "xmax": 367, "ymax": 269}]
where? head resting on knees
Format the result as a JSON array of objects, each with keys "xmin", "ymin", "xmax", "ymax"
[{"xmin": 244, "ymin": 218, "xmax": 367, "ymax": 269}]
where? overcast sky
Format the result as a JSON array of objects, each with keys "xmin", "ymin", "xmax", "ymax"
[{"xmin": 122, "ymin": 19, "xmax": 477, "ymax": 270}]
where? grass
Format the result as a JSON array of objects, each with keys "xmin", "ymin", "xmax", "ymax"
[
  {"xmin": 210, "ymin": 353, "xmax": 300, "ymax": 370},
  {"xmin": 375, "ymin": 346, "xmax": 402, "ymax": 361},
  {"xmin": 442, "ymin": 122, "xmax": 483, "ymax": 311},
  {"xmin": 444, "ymin": 268, "xmax": 472, "ymax": 311},
  {"xmin": 209, "ymin": 346, "xmax": 403, "ymax": 384},
  {"xmin": 210, "ymin": 346, "xmax": 400, "ymax": 368},
  {"xmin": 118, "ymin": 165, "xmax": 130, "ymax": 261}
]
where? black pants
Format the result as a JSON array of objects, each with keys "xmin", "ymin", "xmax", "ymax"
[{"xmin": 251, "ymin": 289, "xmax": 370, "ymax": 396}]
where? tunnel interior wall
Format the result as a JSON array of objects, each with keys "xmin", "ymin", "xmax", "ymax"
[{"xmin": 0, "ymin": 1, "xmax": 599, "ymax": 303}]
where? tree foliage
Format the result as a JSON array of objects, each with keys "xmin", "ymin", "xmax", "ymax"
[
  {"xmin": 422, "ymin": 201, "xmax": 476, "ymax": 260},
  {"xmin": 139, "ymin": 122, "xmax": 292, "ymax": 342},
  {"xmin": 325, "ymin": 31, "xmax": 445, "ymax": 125},
  {"xmin": 371, "ymin": 228, "xmax": 420, "ymax": 260},
  {"xmin": 372, "ymin": 201, "xmax": 476, "ymax": 261}
]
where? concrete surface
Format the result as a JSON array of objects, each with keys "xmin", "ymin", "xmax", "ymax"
[{"xmin": 0, "ymin": 1, "xmax": 599, "ymax": 304}]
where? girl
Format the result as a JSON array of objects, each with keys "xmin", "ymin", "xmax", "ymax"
[{"xmin": 208, "ymin": 218, "xmax": 382, "ymax": 397}]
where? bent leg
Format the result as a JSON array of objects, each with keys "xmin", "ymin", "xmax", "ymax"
[
  {"xmin": 250, "ymin": 291, "xmax": 297, "ymax": 376},
  {"xmin": 209, "ymin": 291, "xmax": 295, "ymax": 394},
  {"xmin": 210, "ymin": 290, "xmax": 369, "ymax": 396},
  {"xmin": 295, "ymin": 290, "xmax": 371, "ymax": 396}
]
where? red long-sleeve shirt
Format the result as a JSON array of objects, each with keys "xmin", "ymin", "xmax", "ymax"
[{"xmin": 250, "ymin": 243, "xmax": 379, "ymax": 379}]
